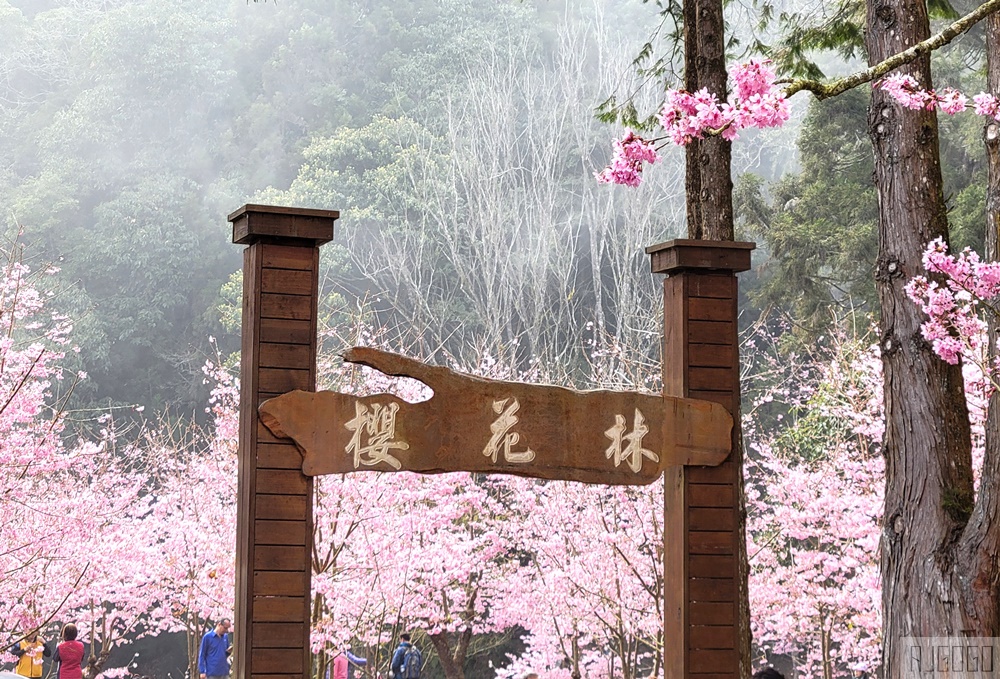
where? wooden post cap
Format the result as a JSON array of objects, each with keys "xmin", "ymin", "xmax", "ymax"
[
  {"xmin": 229, "ymin": 204, "xmax": 340, "ymax": 245},
  {"xmin": 645, "ymin": 239, "xmax": 755, "ymax": 274}
]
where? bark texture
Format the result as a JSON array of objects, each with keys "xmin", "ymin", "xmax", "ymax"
[
  {"xmin": 685, "ymin": 0, "xmax": 733, "ymax": 240},
  {"xmin": 866, "ymin": 0, "xmax": 988, "ymax": 674},
  {"xmin": 953, "ymin": 8, "xmax": 1000, "ymax": 642}
]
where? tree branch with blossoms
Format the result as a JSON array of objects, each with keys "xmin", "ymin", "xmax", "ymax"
[
  {"xmin": 596, "ymin": 0, "xmax": 1000, "ymax": 187},
  {"xmin": 906, "ymin": 238, "xmax": 1000, "ymax": 392},
  {"xmin": 596, "ymin": 60, "xmax": 789, "ymax": 187},
  {"xmin": 783, "ymin": 0, "xmax": 1000, "ymax": 99}
]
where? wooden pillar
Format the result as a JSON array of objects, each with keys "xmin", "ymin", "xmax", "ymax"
[
  {"xmin": 230, "ymin": 204, "xmax": 339, "ymax": 679},
  {"xmin": 647, "ymin": 239, "xmax": 754, "ymax": 679}
]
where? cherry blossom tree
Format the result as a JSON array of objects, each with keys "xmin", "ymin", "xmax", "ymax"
[{"xmin": 743, "ymin": 326, "xmax": 884, "ymax": 679}]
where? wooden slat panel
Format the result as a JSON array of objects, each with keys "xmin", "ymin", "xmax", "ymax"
[
  {"xmin": 261, "ymin": 245, "xmax": 314, "ymax": 270},
  {"xmin": 260, "ymin": 294, "xmax": 312, "ymax": 321},
  {"xmin": 690, "ymin": 555, "xmax": 736, "ymax": 578},
  {"xmin": 251, "ymin": 623, "xmax": 305, "ymax": 648},
  {"xmin": 252, "ymin": 596, "xmax": 306, "ymax": 622},
  {"xmin": 689, "ymin": 367, "xmax": 734, "ymax": 392},
  {"xmin": 690, "ymin": 626, "xmax": 736, "ymax": 650},
  {"xmin": 235, "ymin": 242, "xmax": 263, "ymax": 679},
  {"xmin": 254, "ymin": 571, "xmax": 309, "ymax": 597},
  {"xmin": 688, "ymin": 275, "xmax": 733, "ymax": 299},
  {"xmin": 688, "ymin": 344, "xmax": 732, "ymax": 368},
  {"xmin": 690, "ymin": 650, "xmax": 737, "ymax": 674},
  {"xmin": 688, "ymin": 297, "xmax": 732, "ymax": 322},
  {"xmin": 255, "ymin": 520, "xmax": 308, "ymax": 546},
  {"xmin": 690, "ymin": 602, "xmax": 733, "ymax": 626},
  {"xmin": 260, "ymin": 318, "xmax": 313, "ymax": 345},
  {"xmin": 261, "ymin": 268, "xmax": 314, "ymax": 296},
  {"xmin": 688, "ymin": 484, "xmax": 734, "ymax": 507},
  {"xmin": 254, "ymin": 545, "xmax": 308, "ymax": 571},
  {"xmin": 251, "ymin": 648, "xmax": 304, "ymax": 674},
  {"xmin": 662, "ymin": 276, "xmax": 688, "ymax": 398},
  {"xmin": 259, "ymin": 343, "xmax": 312, "ymax": 369},
  {"xmin": 256, "ymin": 494, "xmax": 309, "ymax": 520},
  {"xmin": 258, "ymin": 421, "xmax": 288, "ymax": 444},
  {"xmin": 259, "ymin": 368, "xmax": 311, "ymax": 393},
  {"xmin": 689, "ymin": 531, "xmax": 735, "ymax": 555},
  {"xmin": 688, "ymin": 321, "xmax": 735, "ymax": 346},
  {"xmin": 687, "ymin": 391, "xmax": 736, "ymax": 412},
  {"xmin": 689, "ymin": 578, "xmax": 735, "ymax": 602},
  {"xmin": 257, "ymin": 469, "xmax": 309, "ymax": 495},
  {"xmin": 257, "ymin": 443, "xmax": 302, "ymax": 470},
  {"xmin": 689, "ymin": 508, "xmax": 736, "ymax": 532},
  {"xmin": 688, "ymin": 460, "xmax": 738, "ymax": 485}
]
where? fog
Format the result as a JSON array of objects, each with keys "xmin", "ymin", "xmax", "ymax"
[{"xmin": 0, "ymin": 0, "xmax": 804, "ymax": 418}]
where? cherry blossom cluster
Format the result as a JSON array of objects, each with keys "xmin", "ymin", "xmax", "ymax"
[
  {"xmin": 594, "ymin": 129, "xmax": 660, "ymax": 187},
  {"xmin": 596, "ymin": 59, "xmax": 790, "ymax": 186},
  {"xmin": 905, "ymin": 238, "xmax": 1000, "ymax": 381},
  {"xmin": 880, "ymin": 73, "xmax": 1000, "ymax": 120}
]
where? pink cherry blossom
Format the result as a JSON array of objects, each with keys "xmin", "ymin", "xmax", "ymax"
[
  {"xmin": 598, "ymin": 59, "xmax": 790, "ymax": 185},
  {"xmin": 595, "ymin": 130, "xmax": 660, "ymax": 187}
]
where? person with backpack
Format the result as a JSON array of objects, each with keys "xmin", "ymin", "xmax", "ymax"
[{"xmin": 390, "ymin": 633, "xmax": 422, "ymax": 679}]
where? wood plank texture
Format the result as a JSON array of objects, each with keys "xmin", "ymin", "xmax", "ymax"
[
  {"xmin": 689, "ymin": 578, "xmax": 735, "ymax": 602},
  {"xmin": 257, "ymin": 443, "xmax": 302, "ymax": 470},
  {"xmin": 688, "ymin": 485, "xmax": 734, "ymax": 507},
  {"xmin": 257, "ymin": 469, "xmax": 309, "ymax": 495},
  {"xmin": 251, "ymin": 648, "xmax": 305, "ymax": 674},
  {"xmin": 252, "ymin": 597, "xmax": 307, "ymax": 623},
  {"xmin": 254, "ymin": 571, "xmax": 309, "ymax": 597},
  {"xmin": 255, "ymin": 520, "xmax": 308, "ymax": 546},
  {"xmin": 688, "ymin": 297, "xmax": 732, "ymax": 322},
  {"xmin": 689, "ymin": 508, "xmax": 736, "ymax": 532},
  {"xmin": 251, "ymin": 623, "xmax": 306, "ymax": 648},
  {"xmin": 260, "ymin": 294, "xmax": 312, "ymax": 321},
  {"xmin": 260, "ymin": 245, "xmax": 316, "ymax": 270},
  {"xmin": 655, "ymin": 243, "xmax": 751, "ymax": 679},
  {"xmin": 232, "ymin": 206, "xmax": 333, "ymax": 679},
  {"xmin": 255, "ymin": 494, "xmax": 309, "ymax": 521},
  {"xmin": 258, "ymin": 343, "xmax": 312, "ymax": 369},
  {"xmin": 689, "ymin": 532, "xmax": 735, "ymax": 555},
  {"xmin": 259, "ymin": 318, "xmax": 313, "ymax": 345},
  {"xmin": 690, "ymin": 626, "xmax": 736, "ymax": 650},
  {"xmin": 262, "ymin": 268, "xmax": 314, "ymax": 296}
]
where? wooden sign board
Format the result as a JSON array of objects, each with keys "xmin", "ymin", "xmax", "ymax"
[{"xmin": 259, "ymin": 347, "xmax": 732, "ymax": 486}]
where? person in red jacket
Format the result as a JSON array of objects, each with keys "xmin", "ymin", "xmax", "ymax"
[{"xmin": 52, "ymin": 624, "xmax": 85, "ymax": 679}]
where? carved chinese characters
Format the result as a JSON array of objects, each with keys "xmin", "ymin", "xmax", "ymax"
[
  {"xmin": 483, "ymin": 398, "xmax": 536, "ymax": 464},
  {"xmin": 258, "ymin": 347, "xmax": 733, "ymax": 485},
  {"xmin": 605, "ymin": 409, "xmax": 658, "ymax": 474},
  {"xmin": 345, "ymin": 401, "xmax": 408, "ymax": 469}
]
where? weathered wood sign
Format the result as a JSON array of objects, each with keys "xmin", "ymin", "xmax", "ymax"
[{"xmin": 258, "ymin": 346, "xmax": 732, "ymax": 485}]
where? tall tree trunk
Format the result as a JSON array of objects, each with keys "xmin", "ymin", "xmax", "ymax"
[
  {"xmin": 955, "ymin": 8, "xmax": 1000, "ymax": 641},
  {"xmin": 685, "ymin": 0, "xmax": 733, "ymax": 240},
  {"xmin": 866, "ymin": 0, "xmax": 978, "ymax": 675}
]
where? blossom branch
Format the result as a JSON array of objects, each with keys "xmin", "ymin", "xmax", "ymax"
[{"xmin": 784, "ymin": 0, "xmax": 1000, "ymax": 100}]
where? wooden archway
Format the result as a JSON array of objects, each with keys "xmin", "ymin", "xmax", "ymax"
[{"xmin": 228, "ymin": 204, "xmax": 751, "ymax": 679}]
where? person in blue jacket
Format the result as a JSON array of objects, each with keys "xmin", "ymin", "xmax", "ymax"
[
  {"xmin": 198, "ymin": 619, "xmax": 232, "ymax": 679},
  {"xmin": 390, "ymin": 633, "xmax": 414, "ymax": 678}
]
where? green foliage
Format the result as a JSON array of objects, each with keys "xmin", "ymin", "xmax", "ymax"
[
  {"xmin": 0, "ymin": 0, "xmax": 555, "ymax": 414},
  {"xmin": 737, "ymin": 88, "xmax": 878, "ymax": 329},
  {"xmin": 756, "ymin": 0, "xmax": 866, "ymax": 80}
]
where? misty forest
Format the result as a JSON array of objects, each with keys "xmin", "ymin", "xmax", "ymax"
[{"xmin": 2, "ymin": 0, "xmax": 1000, "ymax": 678}]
